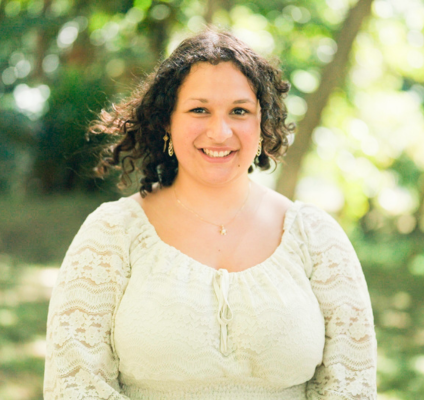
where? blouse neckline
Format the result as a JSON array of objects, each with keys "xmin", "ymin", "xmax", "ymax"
[{"xmin": 121, "ymin": 196, "xmax": 303, "ymax": 276}]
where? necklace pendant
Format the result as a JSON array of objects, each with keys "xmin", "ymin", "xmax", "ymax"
[{"xmin": 220, "ymin": 226, "xmax": 227, "ymax": 236}]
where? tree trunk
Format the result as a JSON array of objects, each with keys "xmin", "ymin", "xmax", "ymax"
[
  {"xmin": 275, "ymin": 0, "xmax": 375, "ymax": 199},
  {"xmin": 33, "ymin": 0, "xmax": 52, "ymax": 78},
  {"xmin": 205, "ymin": 0, "xmax": 233, "ymax": 24},
  {"xmin": 205, "ymin": 0, "xmax": 217, "ymax": 24}
]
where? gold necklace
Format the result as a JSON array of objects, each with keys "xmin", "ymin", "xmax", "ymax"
[{"xmin": 173, "ymin": 183, "xmax": 251, "ymax": 236}]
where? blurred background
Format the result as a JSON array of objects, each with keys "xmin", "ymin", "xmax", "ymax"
[{"xmin": 0, "ymin": 0, "xmax": 424, "ymax": 398}]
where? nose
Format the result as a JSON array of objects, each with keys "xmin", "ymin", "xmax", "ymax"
[{"xmin": 206, "ymin": 114, "xmax": 233, "ymax": 142}]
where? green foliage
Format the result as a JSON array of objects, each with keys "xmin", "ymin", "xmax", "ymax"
[
  {"xmin": 1, "ymin": 0, "xmax": 424, "ymax": 398},
  {"xmin": 32, "ymin": 68, "xmax": 113, "ymax": 192},
  {"xmin": 390, "ymin": 154, "xmax": 422, "ymax": 188},
  {"xmin": 0, "ymin": 193, "xmax": 117, "ymax": 264},
  {"xmin": 134, "ymin": 0, "xmax": 152, "ymax": 11}
]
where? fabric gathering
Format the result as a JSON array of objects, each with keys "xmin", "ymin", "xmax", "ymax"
[{"xmin": 44, "ymin": 198, "xmax": 377, "ymax": 399}]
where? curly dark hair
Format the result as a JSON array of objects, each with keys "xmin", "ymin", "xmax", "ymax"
[{"xmin": 90, "ymin": 27, "xmax": 294, "ymax": 196}]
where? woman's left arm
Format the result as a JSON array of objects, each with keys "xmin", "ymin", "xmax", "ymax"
[{"xmin": 302, "ymin": 206, "xmax": 377, "ymax": 399}]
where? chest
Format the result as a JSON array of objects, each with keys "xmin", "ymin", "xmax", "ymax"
[
  {"xmin": 114, "ymin": 250, "xmax": 325, "ymax": 389},
  {"xmin": 149, "ymin": 206, "xmax": 286, "ymax": 273}
]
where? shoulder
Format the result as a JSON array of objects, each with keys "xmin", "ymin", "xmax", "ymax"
[
  {"xmin": 296, "ymin": 202, "xmax": 346, "ymax": 235},
  {"xmin": 284, "ymin": 200, "xmax": 351, "ymax": 248},
  {"xmin": 251, "ymin": 183, "xmax": 293, "ymax": 234},
  {"xmin": 262, "ymin": 185, "xmax": 292, "ymax": 208},
  {"xmin": 128, "ymin": 185, "xmax": 167, "ymax": 209},
  {"xmin": 83, "ymin": 197, "xmax": 140, "ymax": 232},
  {"xmin": 285, "ymin": 203, "xmax": 362, "ymax": 281},
  {"xmin": 58, "ymin": 198, "xmax": 136, "ymax": 285},
  {"xmin": 66, "ymin": 197, "xmax": 143, "ymax": 253},
  {"xmin": 255, "ymin": 183, "xmax": 293, "ymax": 218},
  {"xmin": 292, "ymin": 202, "xmax": 357, "ymax": 257}
]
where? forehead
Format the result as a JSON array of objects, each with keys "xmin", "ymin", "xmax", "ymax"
[{"xmin": 177, "ymin": 62, "xmax": 257, "ymax": 99}]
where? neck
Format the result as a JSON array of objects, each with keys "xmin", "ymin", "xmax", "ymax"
[{"xmin": 171, "ymin": 174, "xmax": 251, "ymax": 222}]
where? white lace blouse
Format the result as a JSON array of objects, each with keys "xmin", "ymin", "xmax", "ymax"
[{"xmin": 44, "ymin": 197, "xmax": 377, "ymax": 399}]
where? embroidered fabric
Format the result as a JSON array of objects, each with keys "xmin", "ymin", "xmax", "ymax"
[
  {"xmin": 44, "ymin": 198, "xmax": 377, "ymax": 400},
  {"xmin": 212, "ymin": 268, "xmax": 233, "ymax": 355}
]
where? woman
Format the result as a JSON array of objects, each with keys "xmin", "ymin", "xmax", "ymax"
[{"xmin": 44, "ymin": 29, "xmax": 377, "ymax": 399}]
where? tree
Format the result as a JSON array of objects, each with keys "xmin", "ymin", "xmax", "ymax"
[{"xmin": 276, "ymin": 0, "xmax": 375, "ymax": 199}]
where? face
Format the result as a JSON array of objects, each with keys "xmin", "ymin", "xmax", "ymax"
[{"xmin": 169, "ymin": 62, "xmax": 262, "ymax": 187}]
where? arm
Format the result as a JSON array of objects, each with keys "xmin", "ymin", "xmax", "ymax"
[
  {"xmin": 44, "ymin": 206, "xmax": 131, "ymax": 400},
  {"xmin": 302, "ymin": 206, "xmax": 377, "ymax": 399}
]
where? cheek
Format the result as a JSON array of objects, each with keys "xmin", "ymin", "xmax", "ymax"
[
  {"xmin": 185, "ymin": 120, "xmax": 205, "ymax": 139},
  {"xmin": 171, "ymin": 120, "xmax": 205, "ymax": 157},
  {"xmin": 172, "ymin": 117, "xmax": 204, "ymax": 140},
  {"xmin": 240, "ymin": 120, "xmax": 261, "ymax": 147}
]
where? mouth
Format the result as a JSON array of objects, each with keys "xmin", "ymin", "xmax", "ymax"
[{"xmin": 201, "ymin": 149, "xmax": 234, "ymax": 158}]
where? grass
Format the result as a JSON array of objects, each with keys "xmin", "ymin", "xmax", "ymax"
[
  {"xmin": 0, "ymin": 192, "xmax": 119, "ymax": 264},
  {"xmin": 0, "ymin": 193, "xmax": 423, "ymax": 399},
  {"xmin": 0, "ymin": 192, "xmax": 117, "ymax": 400}
]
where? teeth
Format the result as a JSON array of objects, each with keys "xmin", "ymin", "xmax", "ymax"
[{"xmin": 203, "ymin": 149, "xmax": 232, "ymax": 158}]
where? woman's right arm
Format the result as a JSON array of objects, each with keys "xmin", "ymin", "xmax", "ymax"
[{"xmin": 44, "ymin": 206, "xmax": 131, "ymax": 400}]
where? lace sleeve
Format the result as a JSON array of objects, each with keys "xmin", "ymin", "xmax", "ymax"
[
  {"xmin": 44, "ymin": 205, "xmax": 131, "ymax": 400},
  {"xmin": 302, "ymin": 206, "xmax": 377, "ymax": 399}
]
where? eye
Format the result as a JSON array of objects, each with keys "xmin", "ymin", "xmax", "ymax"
[
  {"xmin": 232, "ymin": 108, "xmax": 249, "ymax": 116},
  {"xmin": 190, "ymin": 107, "xmax": 207, "ymax": 114}
]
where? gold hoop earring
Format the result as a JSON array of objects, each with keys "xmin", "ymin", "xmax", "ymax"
[
  {"xmin": 256, "ymin": 137, "xmax": 263, "ymax": 157},
  {"xmin": 168, "ymin": 137, "xmax": 174, "ymax": 157},
  {"xmin": 163, "ymin": 133, "xmax": 169, "ymax": 152}
]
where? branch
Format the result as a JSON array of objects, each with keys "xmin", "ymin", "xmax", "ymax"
[
  {"xmin": 205, "ymin": 0, "xmax": 233, "ymax": 25},
  {"xmin": 205, "ymin": 0, "xmax": 217, "ymax": 24},
  {"xmin": 275, "ymin": 0, "xmax": 375, "ymax": 198}
]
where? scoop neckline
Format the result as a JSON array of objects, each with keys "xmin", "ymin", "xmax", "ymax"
[{"xmin": 121, "ymin": 196, "xmax": 303, "ymax": 276}]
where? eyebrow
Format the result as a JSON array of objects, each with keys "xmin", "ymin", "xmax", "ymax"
[{"xmin": 184, "ymin": 98, "xmax": 256, "ymax": 105}]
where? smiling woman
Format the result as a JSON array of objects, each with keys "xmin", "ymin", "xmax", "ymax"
[
  {"xmin": 90, "ymin": 29, "xmax": 293, "ymax": 195},
  {"xmin": 170, "ymin": 62, "xmax": 262, "ymax": 188},
  {"xmin": 44, "ymin": 28, "xmax": 377, "ymax": 399}
]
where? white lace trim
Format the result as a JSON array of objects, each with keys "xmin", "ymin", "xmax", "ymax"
[{"xmin": 44, "ymin": 198, "xmax": 377, "ymax": 399}]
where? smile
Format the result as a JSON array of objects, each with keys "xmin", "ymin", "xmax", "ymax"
[{"xmin": 202, "ymin": 149, "xmax": 233, "ymax": 158}]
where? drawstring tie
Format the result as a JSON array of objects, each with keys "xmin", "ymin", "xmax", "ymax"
[{"xmin": 213, "ymin": 269, "xmax": 233, "ymax": 356}]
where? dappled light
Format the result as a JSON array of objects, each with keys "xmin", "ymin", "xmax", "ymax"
[{"xmin": 1, "ymin": 0, "xmax": 424, "ymax": 398}]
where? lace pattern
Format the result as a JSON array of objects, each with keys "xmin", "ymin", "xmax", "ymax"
[
  {"xmin": 44, "ymin": 198, "xmax": 377, "ymax": 399},
  {"xmin": 298, "ymin": 205, "xmax": 377, "ymax": 399},
  {"xmin": 44, "ymin": 203, "xmax": 133, "ymax": 399}
]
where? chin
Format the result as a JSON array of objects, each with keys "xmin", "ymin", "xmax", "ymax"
[
  {"xmin": 178, "ymin": 160, "xmax": 250, "ymax": 186},
  {"xmin": 198, "ymin": 169, "xmax": 247, "ymax": 186}
]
